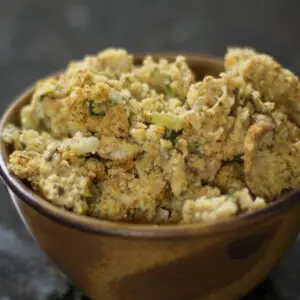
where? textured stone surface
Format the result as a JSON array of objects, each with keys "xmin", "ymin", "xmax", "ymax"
[{"xmin": 0, "ymin": 0, "xmax": 300, "ymax": 299}]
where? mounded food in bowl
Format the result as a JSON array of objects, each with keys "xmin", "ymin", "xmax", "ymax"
[
  {"xmin": 1, "ymin": 49, "xmax": 300, "ymax": 300},
  {"xmin": 2, "ymin": 47, "xmax": 300, "ymax": 224}
]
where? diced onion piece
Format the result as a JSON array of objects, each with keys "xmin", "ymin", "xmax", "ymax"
[
  {"xmin": 69, "ymin": 136, "xmax": 100, "ymax": 155},
  {"xmin": 20, "ymin": 105, "xmax": 39, "ymax": 129},
  {"xmin": 36, "ymin": 82, "xmax": 56, "ymax": 98},
  {"xmin": 135, "ymin": 156, "xmax": 151, "ymax": 177},
  {"xmin": 98, "ymin": 136, "xmax": 141, "ymax": 161}
]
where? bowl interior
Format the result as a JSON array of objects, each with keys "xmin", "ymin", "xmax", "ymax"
[{"xmin": 0, "ymin": 53, "xmax": 300, "ymax": 238}]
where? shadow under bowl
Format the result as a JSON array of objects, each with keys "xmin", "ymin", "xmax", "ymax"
[{"xmin": 0, "ymin": 53, "xmax": 300, "ymax": 300}]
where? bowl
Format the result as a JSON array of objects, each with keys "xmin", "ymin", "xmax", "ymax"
[{"xmin": 1, "ymin": 53, "xmax": 300, "ymax": 300}]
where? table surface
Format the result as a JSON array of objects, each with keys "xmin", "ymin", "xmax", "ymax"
[{"xmin": 0, "ymin": 1, "xmax": 300, "ymax": 299}]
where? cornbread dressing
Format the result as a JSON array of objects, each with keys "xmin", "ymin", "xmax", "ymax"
[{"xmin": 3, "ymin": 48, "xmax": 300, "ymax": 224}]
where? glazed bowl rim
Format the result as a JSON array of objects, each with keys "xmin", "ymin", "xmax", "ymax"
[{"xmin": 1, "ymin": 52, "xmax": 300, "ymax": 239}]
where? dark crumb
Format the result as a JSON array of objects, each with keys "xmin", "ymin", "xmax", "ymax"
[
  {"xmin": 61, "ymin": 283, "xmax": 91, "ymax": 300},
  {"xmin": 84, "ymin": 153, "xmax": 101, "ymax": 160},
  {"xmin": 44, "ymin": 149, "xmax": 58, "ymax": 161},
  {"xmin": 163, "ymin": 129, "xmax": 181, "ymax": 144},
  {"xmin": 57, "ymin": 186, "xmax": 65, "ymax": 196},
  {"xmin": 88, "ymin": 99, "xmax": 106, "ymax": 116},
  {"xmin": 233, "ymin": 88, "xmax": 239, "ymax": 96},
  {"xmin": 92, "ymin": 177, "xmax": 99, "ymax": 184},
  {"xmin": 225, "ymin": 154, "xmax": 244, "ymax": 164}
]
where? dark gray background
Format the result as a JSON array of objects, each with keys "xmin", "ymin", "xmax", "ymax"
[{"xmin": 0, "ymin": 0, "xmax": 300, "ymax": 299}]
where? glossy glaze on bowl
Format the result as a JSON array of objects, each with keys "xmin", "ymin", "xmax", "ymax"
[{"xmin": 1, "ymin": 54, "xmax": 300, "ymax": 300}]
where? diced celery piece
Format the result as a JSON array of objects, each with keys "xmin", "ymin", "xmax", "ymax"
[{"xmin": 150, "ymin": 113, "xmax": 183, "ymax": 131}]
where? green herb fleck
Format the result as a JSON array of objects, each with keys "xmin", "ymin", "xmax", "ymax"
[
  {"xmin": 227, "ymin": 195, "xmax": 237, "ymax": 202},
  {"xmin": 88, "ymin": 100, "xmax": 106, "ymax": 116},
  {"xmin": 165, "ymin": 82, "xmax": 175, "ymax": 97},
  {"xmin": 163, "ymin": 129, "xmax": 179, "ymax": 143},
  {"xmin": 231, "ymin": 154, "xmax": 244, "ymax": 163},
  {"xmin": 151, "ymin": 67, "xmax": 160, "ymax": 77},
  {"xmin": 188, "ymin": 139, "xmax": 201, "ymax": 153}
]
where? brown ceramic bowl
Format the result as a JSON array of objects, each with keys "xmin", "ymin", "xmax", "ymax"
[{"xmin": 1, "ymin": 54, "xmax": 300, "ymax": 300}]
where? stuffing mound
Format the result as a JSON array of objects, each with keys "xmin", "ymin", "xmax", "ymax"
[{"xmin": 3, "ymin": 47, "xmax": 300, "ymax": 224}]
